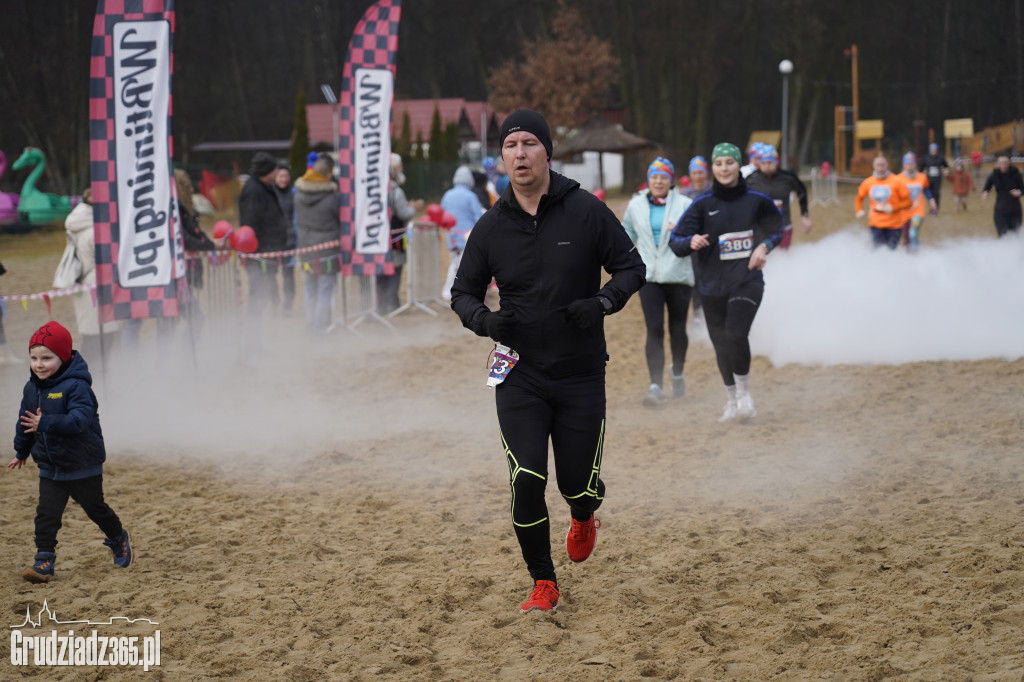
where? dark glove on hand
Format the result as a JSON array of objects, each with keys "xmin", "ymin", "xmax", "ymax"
[
  {"xmin": 483, "ymin": 309, "xmax": 515, "ymax": 342},
  {"xmin": 564, "ymin": 297, "xmax": 605, "ymax": 329}
]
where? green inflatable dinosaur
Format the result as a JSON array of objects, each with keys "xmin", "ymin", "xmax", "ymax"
[{"xmin": 12, "ymin": 147, "xmax": 73, "ymax": 225}]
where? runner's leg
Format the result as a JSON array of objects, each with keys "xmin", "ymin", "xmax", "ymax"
[{"xmin": 496, "ymin": 362, "xmax": 556, "ymax": 583}]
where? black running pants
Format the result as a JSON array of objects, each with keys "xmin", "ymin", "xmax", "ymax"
[
  {"xmin": 701, "ymin": 283, "xmax": 763, "ymax": 386},
  {"xmin": 495, "ymin": 360, "xmax": 606, "ymax": 583},
  {"xmin": 638, "ymin": 281, "xmax": 692, "ymax": 386}
]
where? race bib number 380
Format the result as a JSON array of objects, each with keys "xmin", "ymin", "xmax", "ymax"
[{"xmin": 718, "ymin": 230, "xmax": 754, "ymax": 260}]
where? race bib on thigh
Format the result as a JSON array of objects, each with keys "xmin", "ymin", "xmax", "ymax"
[
  {"xmin": 486, "ymin": 344, "xmax": 520, "ymax": 388},
  {"xmin": 718, "ymin": 230, "xmax": 754, "ymax": 260}
]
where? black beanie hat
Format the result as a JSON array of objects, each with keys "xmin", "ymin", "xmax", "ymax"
[
  {"xmin": 499, "ymin": 109, "xmax": 552, "ymax": 160},
  {"xmin": 250, "ymin": 152, "xmax": 278, "ymax": 178}
]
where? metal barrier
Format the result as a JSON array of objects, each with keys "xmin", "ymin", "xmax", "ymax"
[
  {"xmin": 340, "ymin": 274, "xmax": 394, "ymax": 332},
  {"xmin": 388, "ymin": 220, "xmax": 447, "ymax": 317},
  {"xmin": 809, "ymin": 167, "xmax": 840, "ymax": 207}
]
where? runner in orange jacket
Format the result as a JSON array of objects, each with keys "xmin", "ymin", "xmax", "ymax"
[
  {"xmin": 898, "ymin": 152, "xmax": 937, "ymax": 253},
  {"xmin": 855, "ymin": 155, "xmax": 913, "ymax": 250}
]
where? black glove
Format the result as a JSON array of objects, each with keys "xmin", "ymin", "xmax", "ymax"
[
  {"xmin": 564, "ymin": 297, "xmax": 605, "ymax": 329},
  {"xmin": 483, "ymin": 309, "xmax": 515, "ymax": 342}
]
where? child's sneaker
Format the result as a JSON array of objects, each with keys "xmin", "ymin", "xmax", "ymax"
[
  {"xmin": 23, "ymin": 552, "xmax": 55, "ymax": 583},
  {"xmin": 103, "ymin": 529, "xmax": 133, "ymax": 568},
  {"xmin": 520, "ymin": 579, "xmax": 559, "ymax": 612}
]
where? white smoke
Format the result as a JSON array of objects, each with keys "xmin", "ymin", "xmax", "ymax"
[{"xmin": 751, "ymin": 228, "xmax": 1024, "ymax": 365}]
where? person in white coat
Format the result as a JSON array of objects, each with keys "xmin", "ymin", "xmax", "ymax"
[
  {"xmin": 622, "ymin": 157, "xmax": 694, "ymax": 406},
  {"xmin": 62, "ymin": 188, "xmax": 121, "ymax": 365}
]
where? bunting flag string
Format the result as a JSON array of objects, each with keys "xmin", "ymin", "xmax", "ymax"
[{"xmin": 1, "ymin": 240, "xmax": 345, "ymax": 310}]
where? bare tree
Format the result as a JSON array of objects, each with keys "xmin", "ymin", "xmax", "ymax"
[{"xmin": 487, "ymin": 0, "xmax": 619, "ymax": 131}]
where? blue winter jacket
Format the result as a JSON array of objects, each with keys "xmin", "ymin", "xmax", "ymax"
[
  {"xmin": 13, "ymin": 352, "xmax": 106, "ymax": 480},
  {"xmin": 441, "ymin": 168, "xmax": 484, "ymax": 252}
]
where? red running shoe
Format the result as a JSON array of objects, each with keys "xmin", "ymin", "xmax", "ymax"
[
  {"xmin": 520, "ymin": 580, "xmax": 559, "ymax": 612},
  {"xmin": 566, "ymin": 514, "xmax": 600, "ymax": 562}
]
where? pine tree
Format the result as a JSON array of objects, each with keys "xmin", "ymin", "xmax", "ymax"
[
  {"xmin": 393, "ymin": 111, "xmax": 412, "ymax": 161},
  {"xmin": 288, "ymin": 85, "xmax": 310, "ymax": 175},
  {"xmin": 443, "ymin": 121, "xmax": 461, "ymax": 161},
  {"xmin": 427, "ymin": 105, "xmax": 443, "ymax": 161}
]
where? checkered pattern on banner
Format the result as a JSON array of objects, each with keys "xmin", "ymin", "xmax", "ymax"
[
  {"xmin": 337, "ymin": 0, "xmax": 403, "ymax": 277},
  {"xmin": 90, "ymin": 0, "xmax": 181, "ymax": 323}
]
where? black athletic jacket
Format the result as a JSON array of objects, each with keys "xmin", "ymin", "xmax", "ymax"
[
  {"xmin": 745, "ymin": 169, "xmax": 808, "ymax": 226},
  {"xmin": 669, "ymin": 178, "xmax": 783, "ymax": 298},
  {"xmin": 450, "ymin": 170, "xmax": 646, "ymax": 378},
  {"xmin": 983, "ymin": 166, "xmax": 1024, "ymax": 214}
]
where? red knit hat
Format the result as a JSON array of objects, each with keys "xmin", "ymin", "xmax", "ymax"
[{"xmin": 29, "ymin": 321, "xmax": 73, "ymax": 363}]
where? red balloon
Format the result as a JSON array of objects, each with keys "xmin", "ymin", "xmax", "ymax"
[
  {"xmin": 229, "ymin": 225, "xmax": 258, "ymax": 253},
  {"xmin": 440, "ymin": 212, "xmax": 457, "ymax": 229},
  {"xmin": 593, "ymin": 188, "xmax": 606, "ymax": 201},
  {"xmin": 426, "ymin": 203, "xmax": 444, "ymax": 222},
  {"xmin": 213, "ymin": 220, "xmax": 233, "ymax": 240}
]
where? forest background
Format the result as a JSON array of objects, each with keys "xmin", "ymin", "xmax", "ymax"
[{"xmin": 0, "ymin": 0, "xmax": 1021, "ymax": 196}]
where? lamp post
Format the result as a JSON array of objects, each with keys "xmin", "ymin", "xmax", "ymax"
[
  {"xmin": 778, "ymin": 59, "xmax": 793, "ymax": 168},
  {"xmin": 320, "ymin": 83, "xmax": 339, "ymax": 162}
]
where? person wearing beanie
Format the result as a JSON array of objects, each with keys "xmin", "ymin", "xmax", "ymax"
[
  {"xmin": 669, "ymin": 142, "xmax": 783, "ymax": 423},
  {"xmin": 9, "ymin": 321, "xmax": 132, "ymax": 583},
  {"xmin": 919, "ymin": 142, "xmax": 949, "ymax": 212},
  {"xmin": 451, "ymin": 109, "xmax": 646, "ymax": 613},
  {"xmin": 238, "ymin": 151, "xmax": 291, "ymax": 343},
  {"xmin": 622, "ymin": 156, "xmax": 695, "ymax": 406},
  {"xmin": 294, "ymin": 155, "xmax": 341, "ymax": 334},
  {"xmin": 746, "ymin": 144, "xmax": 813, "ymax": 250},
  {"xmin": 741, "ymin": 142, "xmax": 764, "ymax": 178},
  {"xmin": 680, "ymin": 156, "xmax": 710, "ymax": 200},
  {"xmin": 440, "ymin": 166, "xmax": 484, "ymax": 302},
  {"xmin": 898, "ymin": 151, "xmax": 937, "ymax": 253},
  {"xmin": 855, "ymin": 154, "xmax": 913, "ymax": 250}
]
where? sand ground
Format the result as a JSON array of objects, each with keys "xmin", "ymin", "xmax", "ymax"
[{"xmin": 1, "ymin": 180, "xmax": 1023, "ymax": 680}]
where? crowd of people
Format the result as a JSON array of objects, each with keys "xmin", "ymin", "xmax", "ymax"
[
  {"xmin": 854, "ymin": 145, "xmax": 1023, "ymax": 245},
  {"xmin": 5, "ymin": 105, "xmax": 1023, "ymax": 609}
]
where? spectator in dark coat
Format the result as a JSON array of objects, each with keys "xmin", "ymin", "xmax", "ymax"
[
  {"xmin": 273, "ymin": 162, "xmax": 297, "ymax": 314},
  {"xmin": 238, "ymin": 152, "xmax": 289, "ymax": 339}
]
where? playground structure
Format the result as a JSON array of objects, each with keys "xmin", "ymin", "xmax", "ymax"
[
  {"xmin": 949, "ymin": 120, "xmax": 1024, "ymax": 159},
  {"xmin": 11, "ymin": 147, "xmax": 74, "ymax": 226},
  {"xmin": 0, "ymin": 149, "xmax": 20, "ymax": 224}
]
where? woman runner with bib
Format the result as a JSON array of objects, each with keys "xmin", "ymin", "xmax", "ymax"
[{"xmin": 669, "ymin": 143, "xmax": 783, "ymax": 422}]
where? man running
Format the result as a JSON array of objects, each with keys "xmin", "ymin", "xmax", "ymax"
[
  {"xmin": 450, "ymin": 109, "xmax": 645, "ymax": 613},
  {"xmin": 745, "ymin": 145, "xmax": 812, "ymax": 250},
  {"xmin": 855, "ymin": 155, "xmax": 912, "ymax": 250},
  {"xmin": 919, "ymin": 143, "xmax": 949, "ymax": 211},
  {"xmin": 981, "ymin": 154, "xmax": 1024, "ymax": 237}
]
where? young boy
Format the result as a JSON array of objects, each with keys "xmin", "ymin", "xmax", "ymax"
[{"xmin": 8, "ymin": 321, "xmax": 132, "ymax": 583}]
